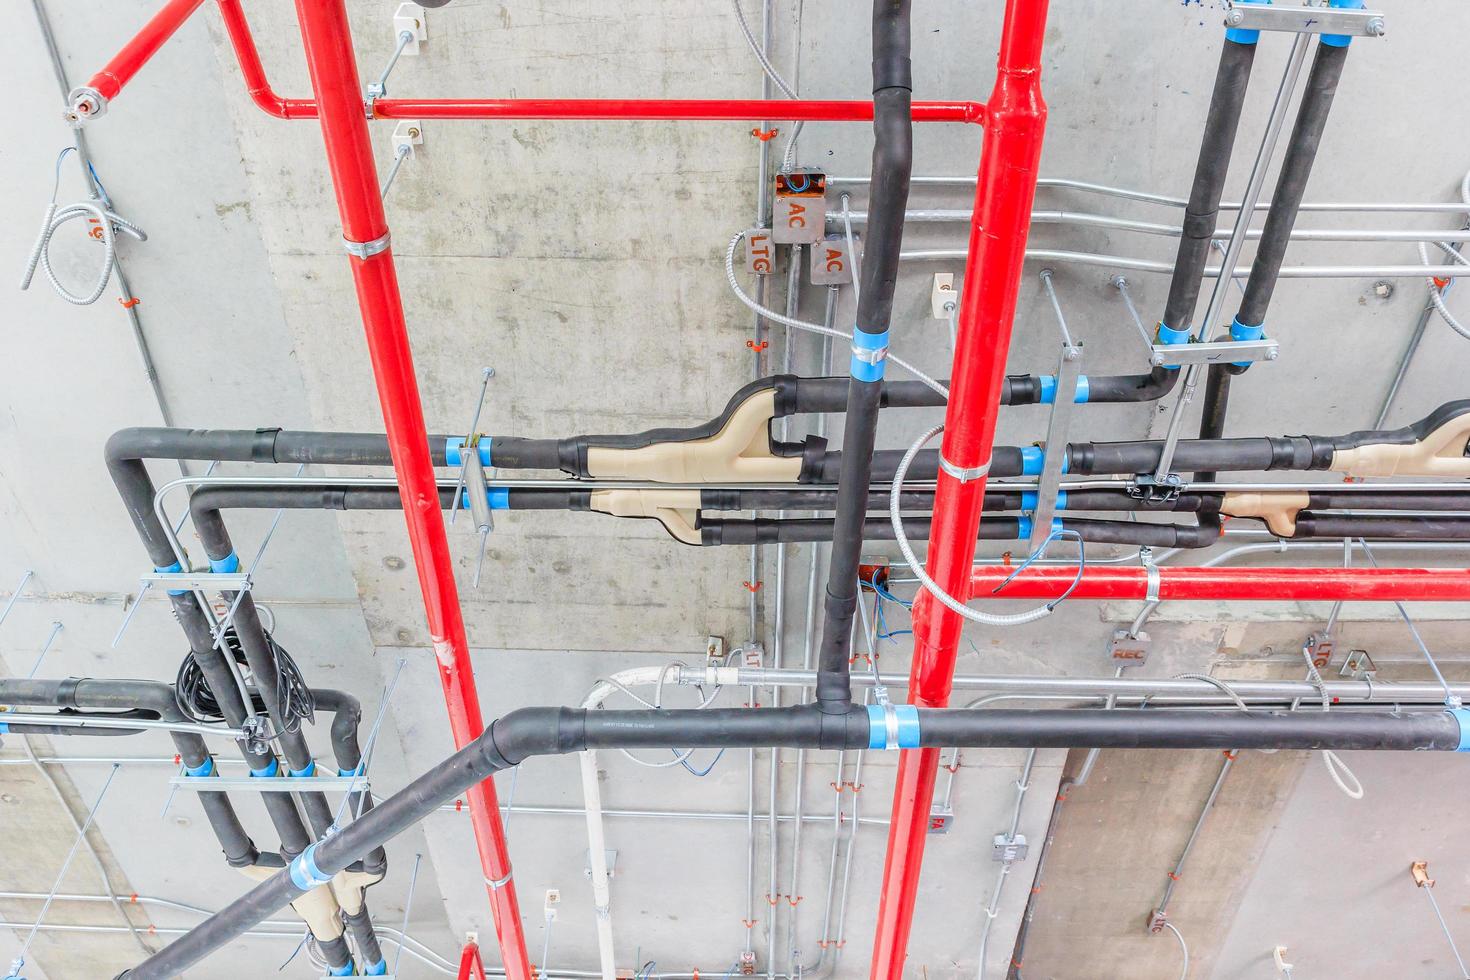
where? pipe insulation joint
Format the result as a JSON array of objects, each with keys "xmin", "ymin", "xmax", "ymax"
[
  {"xmin": 1039, "ymin": 375, "xmax": 1091, "ymax": 404},
  {"xmin": 867, "ymin": 703, "xmax": 921, "ymax": 750},
  {"xmin": 1451, "ymin": 708, "xmax": 1470, "ymax": 751},
  {"xmin": 1322, "ymin": 0, "xmax": 1367, "ymax": 46},
  {"xmin": 445, "ymin": 436, "xmax": 493, "ymax": 467},
  {"xmin": 1225, "ymin": 0, "xmax": 1271, "ymax": 45}
]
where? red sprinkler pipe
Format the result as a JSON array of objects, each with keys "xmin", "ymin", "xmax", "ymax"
[
  {"xmin": 457, "ymin": 941, "xmax": 488, "ymax": 980},
  {"xmin": 291, "ymin": 2, "xmax": 532, "ymax": 978},
  {"xmin": 969, "ymin": 565, "xmax": 1470, "ymax": 603},
  {"xmin": 80, "ymin": 0, "xmax": 207, "ymax": 102},
  {"xmin": 868, "ymin": 2, "xmax": 1050, "ymax": 977}
]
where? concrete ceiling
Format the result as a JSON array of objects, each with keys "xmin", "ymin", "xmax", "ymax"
[{"xmin": 2, "ymin": 1, "xmax": 1470, "ymax": 978}]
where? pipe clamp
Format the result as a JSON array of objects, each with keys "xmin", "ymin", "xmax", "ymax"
[
  {"xmin": 939, "ymin": 454, "xmax": 991, "ymax": 483},
  {"xmin": 1141, "ymin": 548, "xmax": 1161, "ymax": 602},
  {"xmin": 342, "ymin": 231, "xmax": 392, "ymax": 259},
  {"xmin": 486, "ymin": 870, "xmax": 514, "ymax": 890},
  {"xmin": 867, "ymin": 703, "xmax": 920, "ymax": 750}
]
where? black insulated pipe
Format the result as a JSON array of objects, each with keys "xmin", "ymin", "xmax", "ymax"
[
  {"xmin": 1231, "ymin": 39, "xmax": 1351, "ymax": 356},
  {"xmin": 1161, "ymin": 37, "xmax": 1258, "ymax": 337},
  {"xmin": 115, "ymin": 703, "xmax": 1463, "ymax": 980},
  {"xmin": 813, "ymin": 0, "xmax": 913, "ymax": 714}
]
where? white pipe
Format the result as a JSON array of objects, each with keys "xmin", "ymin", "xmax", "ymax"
[{"xmin": 579, "ymin": 667, "xmax": 668, "ymax": 980}]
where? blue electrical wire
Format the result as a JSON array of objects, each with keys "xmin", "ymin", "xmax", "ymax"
[
  {"xmin": 868, "ymin": 572, "xmax": 913, "ymax": 643},
  {"xmin": 675, "ymin": 747, "xmax": 727, "ymax": 777}
]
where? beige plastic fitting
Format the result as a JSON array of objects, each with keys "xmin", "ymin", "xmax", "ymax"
[
  {"xmin": 239, "ymin": 864, "xmax": 345, "ymax": 941},
  {"xmin": 1220, "ymin": 491, "xmax": 1310, "ymax": 536},
  {"xmin": 589, "ymin": 489, "xmax": 702, "ymax": 544},
  {"xmin": 1330, "ymin": 413, "xmax": 1470, "ymax": 479},
  {"xmin": 585, "ymin": 389, "xmax": 801, "ymax": 483}
]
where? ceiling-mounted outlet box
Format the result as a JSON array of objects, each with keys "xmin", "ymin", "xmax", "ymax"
[
  {"xmin": 394, "ymin": 3, "xmax": 428, "ymax": 54},
  {"xmin": 772, "ymin": 170, "xmax": 826, "ymax": 244}
]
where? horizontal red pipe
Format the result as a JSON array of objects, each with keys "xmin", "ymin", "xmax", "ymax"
[
  {"xmin": 370, "ymin": 98, "xmax": 986, "ymax": 123},
  {"xmin": 84, "ymin": 0, "xmax": 207, "ymax": 101},
  {"xmin": 968, "ymin": 566, "xmax": 1470, "ymax": 603}
]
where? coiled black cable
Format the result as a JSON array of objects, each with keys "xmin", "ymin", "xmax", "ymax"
[{"xmin": 175, "ymin": 628, "xmax": 315, "ymax": 734}]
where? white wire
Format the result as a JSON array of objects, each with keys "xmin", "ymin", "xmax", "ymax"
[
  {"xmin": 1160, "ymin": 920, "xmax": 1189, "ymax": 980},
  {"xmin": 21, "ymin": 148, "xmax": 145, "ymax": 306},
  {"xmin": 889, "ymin": 426, "xmax": 1061, "ymax": 627},
  {"xmin": 1418, "ymin": 167, "xmax": 1470, "ymax": 339},
  {"xmin": 730, "ymin": 0, "xmax": 802, "ymax": 173},
  {"xmin": 724, "ymin": 232, "xmax": 950, "ymax": 399},
  {"xmin": 1297, "ymin": 643, "xmax": 1365, "ymax": 800},
  {"xmin": 596, "ymin": 666, "xmax": 723, "ymax": 769},
  {"xmin": 841, "ymin": 195, "xmax": 863, "ymax": 308}
]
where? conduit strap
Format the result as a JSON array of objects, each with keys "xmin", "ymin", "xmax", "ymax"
[
  {"xmin": 939, "ymin": 454, "xmax": 991, "ymax": 483},
  {"xmin": 850, "ymin": 329, "xmax": 891, "ymax": 383},
  {"xmin": 288, "ymin": 843, "xmax": 333, "ymax": 890},
  {"xmin": 1450, "ymin": 708, "xmax": 1470, "ymax": 751},
  {"xmin": 867, "ymin": 703, "xmax": 920, "ymax": 750},
  {"xmin": 342, "ymin": 231, "xmax": 391, "ymax": 259}
]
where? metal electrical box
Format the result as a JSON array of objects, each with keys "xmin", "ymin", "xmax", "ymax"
[
  {"xmin": 810, "ymin": 232, "xmax": 861, "ymax": 285},
  {"xmin": 745, "ymin": 228, "xmax": 776, "ymax": 275},
  {"xmin": 772, "ymin": 170, "xmax": 826, "ymax": 244}
]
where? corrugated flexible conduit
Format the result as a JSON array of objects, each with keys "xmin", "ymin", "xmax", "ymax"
[{"xmin": 1417, "ymin": 167, "xmax": 1470, "ymax": 339}]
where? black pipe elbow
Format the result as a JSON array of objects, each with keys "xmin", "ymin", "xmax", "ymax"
[{"xmin": 487, "ymin": 706, "xmax": 585, "ymax": 768}]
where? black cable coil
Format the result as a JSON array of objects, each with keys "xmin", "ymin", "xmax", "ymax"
[{"xmin": 175, "ymin": 627, "xmax": 316, "ymax": 734}]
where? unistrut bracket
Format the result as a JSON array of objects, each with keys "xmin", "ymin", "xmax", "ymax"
[{"xmin": 1224, "ymin": 3, "xmax": 1386, "ymax": 38}]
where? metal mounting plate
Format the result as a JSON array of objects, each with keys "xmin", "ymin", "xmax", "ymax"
[
  {"xmin": 140, "ymin": 571, "xmax": 251, "ymax": 592},
  {"xmin": 1224, "ymin": 3, "xmax": 1385, "ymax": 38},
  {"xmin": 1150, "ymin": 338, "xmax": 1278, "ymax": 367},
  {"xmin": 169, "ymin": 775, "xmax": 369, "ymax": 793}
]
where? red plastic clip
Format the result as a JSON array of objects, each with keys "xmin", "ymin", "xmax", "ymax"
[
  {"xmin": 1167, "ymin": 872, "xmax": 1181, "ymax": 881},
  {"xmin": 118, "ymin": 296, "xmax": 142, "ymax": 309},
  {"xmin": 741, "ymin": 919, "xmax": 757, "ymax": 929},
  {"xmin": 1223, "ymin": 749, "xmax": 1239, "ymax": 760},
  {"xmin": 173, "ymin": 754, "xmax": 181, "ymax": 765},
  {"xmin": 743, "ymin": 580, "xmax": 763, "ymax": 592},
  {"xmin": 455, "ymin": 799, "xmax": 464, "ymax": 812},
  {"xmin": 751, "ymin": 127, "xmax": 779, "ymax": 141},
  {"xmin": 746, "ymin": 339, "xmax": 769, "ymax": 352},
  {"xmin": 130, "ymin": 893, "xmax": 139, "ymax": 904},
  {"xmin": 787, "ymin": 895, "xmax": 804, "ymax": 907},
  {"xmin": 943, "ymin": 762, "xmax": 961, "ymax": 774},
  {"xmin": 1434, "ymin": 276, "xmax": 1453, "ymax": 290},
  {"xmin": 743, "ymin": 701, "xmax": 762, "ymax": 709},
  {"xmin": 1001, "ymin": 551, "xmax": 1013, "ymax": 566},
  {"xmin": 766, "ymin": 893, "xmax": 779, "ymax": 907}
]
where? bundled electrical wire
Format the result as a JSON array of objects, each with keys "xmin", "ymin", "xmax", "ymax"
[{"xmin": 174, "ymin": 628, "xmax": 315, "ymax": 734}]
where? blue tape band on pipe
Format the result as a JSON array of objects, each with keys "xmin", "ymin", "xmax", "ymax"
[
  {"xmin": 1230, "ymin": 317, "xmax": 1265, "ymax": 367},
  {"xmin": 327, "ymin": 962, "xmax": 354, "ymax": 977},
  {"xmin": 155, "ymin": 560, "xmax": 189, "ymax": 597},
  {"xmin": 1451, "ymin": 709, "xmax": 1470, "ymax": 751},
  {"xmin": 1016, "ymin": 516, "xmax": 1064, "ymax": 540},
  {"xmin": 365, "ymin": 960, "xmax": 388, "ymax": 976},
  {"xmin": 1020, "ymin": 448, "xmax": 1069, "ymax": 477},
  {"xmin": 209, "ymin": 552, "xmax": 240, "ymax": 574},
  {"xmin": 0, "ymin": 722, "xmax": 8, "ymax": 735},
  {"xmin": 250, "ymin": 758, "xmax": 279, "ymax": 779},
  {"xmin": 338, "ymin": 764, "xmax": 365, "ymax": 778},
  {"xmin": 1039, "ymin": 375, "xmax": 1091, "ymax": 405},
  {"xmin": 866, "ymin": 704, "xmax": 921, "ymax": 749},
  {"xmin": 462, "ymin": 488, "xmax": 513, "ymax": 511},
  {"xmin": 849, "ymin": 329, "xmax": 890, "ymax": 383},
  {"xmin": 1322, "ymin": 0, "xmax": 1365, "ymax": 45},
  {"xmin": 288, "ymin": 843, "xmax": 333, "ymax": 891},
  {"xmin": 445, "ymin": 436, "xmax": 493, "ymax": 467},
  {"xmin": 1225, "ymin": 0, "xmax": 1269, "ymax": 44},
  {"xmin": 1023, "ymin": 490, "xmax": 1070, "ymax": 514},
  {"xmin": 289, "ymin": 761, "xmax": 316, "ymax": 778},
  {"xmin": 184, "ymin": 758, "xmax": 215, "ymax": 778}
]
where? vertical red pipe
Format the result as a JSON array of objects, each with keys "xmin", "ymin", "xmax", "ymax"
[
  {"xmin": 291, "ymin": 3, "xmax": 532, "ymax": 977},
  {"xmin": 868, "ymin": 2, "xmax": 1050, "ymax": 977}
]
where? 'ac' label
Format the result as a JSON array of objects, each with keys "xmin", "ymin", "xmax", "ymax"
[
  {"xmin": 772, "ymin": 169, "xmax": 827, "ymax": 244},
  {"xmin": 745, "ymin": 230, "xmax": 775, "ymax": 275},
  {"xmin": 810, "ymin": 233, "xmax": 862, "ymax": 285}
]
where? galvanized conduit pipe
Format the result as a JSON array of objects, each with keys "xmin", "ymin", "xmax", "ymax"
[
  {"xmin": 896, "ymin": 248, "xmax": 1470, "ymax": 280},
  {"xmin": 115, "ymin": 704, "xmax": 1470, "ymax": 980},
  {"xmin": 814, "ymin": 0, "xmax": 914, "ymax": 716},
  {"xmin": 974, "ymin": 749, "xmax": 1037, "ymax": 980}
]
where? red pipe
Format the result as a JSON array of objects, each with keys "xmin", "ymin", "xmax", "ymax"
[
  {"xmin": 291, "ymin": 2, "xmax": 532, "ymax": 978},
  {"xmin": 868, "ymin": 2, "xmax": 1050, "ymax": 977},
  {"xmin": 457, "ymin": 942, "xmax": 488, "ymax": 980},
  {"xmin": 216, "ymin": 0, "xmax": 317, "ymax": 119},
  {"xmin": 83, "ymin": 0, "xmax": 207, "ymax": 102},
  {"xmin": 369, "ymin": 98, "xmax": 985, "ymax": 124},
  {"xmin": 970, "ymin": 565, "xmax": 1470, "ymax": 603}
]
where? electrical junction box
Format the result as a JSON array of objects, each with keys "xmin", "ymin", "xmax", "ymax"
[
  {"xmin": 992, "ymin": 833, "xmax": 1028, "ymax": 862},
  {"xmin": 928, "ymin": 804, "xmax": 955, "ymax": 835},
  {"xmin": 810, "ymin": 232, "xmax": 861, "ymax": 285},
  {"xmin": 1110, "ymin": 629, "xmax": 1150, "ymax": 665},
  {"xmin": 772, "ymin": 170, "xmax": 826, "ymax": 244},
  {"xmin": 745, "ymin": 228, "xmax": 776, "ymax": 276}
]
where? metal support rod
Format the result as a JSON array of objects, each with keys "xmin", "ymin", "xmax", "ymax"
[
  {"xmin": 0, "ymin": 571, "xmax": 32, "ymax": 634},
  {"xmin": 6, "ymin": 764, "xmax": 120, "ymax": 980},
  {"xmin": 1417, "ymin": 873, "xmax": 1470, "ymax": 980},
  {"xmin": 1152, "ymin": 30, "xmax": 1313, "ymax": 483},
  {"xmin": 370, "ymin": 30, "xmax": 415, "ymax": 100},
  {"xmin": 24, "ymin": 622, "xmax": 63, "ymax": 680},
  {"xmin": 392, "ymin": 852, "xmax": 424, "ymax": 977}
]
